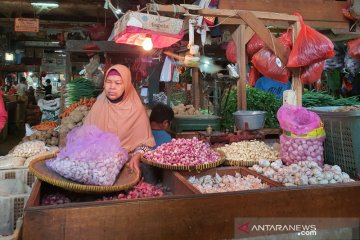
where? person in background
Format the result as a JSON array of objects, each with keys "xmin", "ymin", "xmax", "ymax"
[
  {"xmin": 150, "ymin": 103, "xmax": 174, "ymax": 148},
  {"xmin": 84, "ymin": 65, "xmax": 155, "ymax": 171},
  {"xmin": 16, "ymin": 77, "xmax": 28, "ymax": 96},
  {"xmin": 8, "ymin": 82, "xmax": 17, "ymax": 95},
  {"xmin": 27, "ymin": 86, "xmax": 37, "ymax": 106},
  {"xmin": 41, "ymin": 79, "xmax": 52, "ymax": 96},
  {"xmin": 0, "ymin": 90, "xmax": 7, "ymax": 132}
]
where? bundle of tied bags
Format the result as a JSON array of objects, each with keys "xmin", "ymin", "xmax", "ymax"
[{"xmin": 277, "ymin": 105, "xmax": 325, "ymax": 166}]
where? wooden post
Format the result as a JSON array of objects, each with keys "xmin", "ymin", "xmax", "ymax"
[
  {"xmin": 192, "ymin": 68, "xmax": 200, "ymax": 109},
  {"xmin": 291, "ymin": 20, "xmax": 302, "ymax": 106},
  {"xmin": 60, "ymin": 52, "xmax": 72, "ymax": 113},
  {"xmin": 233, "ymin": 25, "xmax": 247, "ymax": 110}
]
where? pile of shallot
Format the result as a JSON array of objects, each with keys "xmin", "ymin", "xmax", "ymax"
[
  {"xmin": 250, "ymin": 159, "xmax": 354, "ymax": 186},
  {"xmin": 143, "ymin": 138, "xmax": 220, "ymax": 166},
  {"xmin": 218, "ymin": 141, "xmax": 279, "ymax": 162},
  {"xmin": 100, "ymin": 181, "xmax": 165, "ymax": 200},
  {"xmin": 188, "ymin": 173, "xmax": 270, "ymax": 193},
  {"xmin": 280, "ymin": 135, "xmax": 324, "ymax": 166},
  {"xmin": 46, "ymin": 126, "xmax": 128, "ymax": 186},
  {"xmin": 41, "ymin": 193, "xmax": 71, "ymax": 206}
]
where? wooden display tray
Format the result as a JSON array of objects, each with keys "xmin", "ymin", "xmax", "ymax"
[
  {"xmin": 23, "ymin": 169, "xmax": 360, "ymax": 240},
  {"xmin": 174, "ymin": 167, "xmax": 283, "ymax": 194}
]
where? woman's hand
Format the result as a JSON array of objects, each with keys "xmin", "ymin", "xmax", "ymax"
[{"xmin": 129, "ymin": 153, "xmax": 141, "ymax": 171}]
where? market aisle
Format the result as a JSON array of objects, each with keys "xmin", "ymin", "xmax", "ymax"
[{"xmin": 0, "ymin": 132, "xmax": 23, "ymax": 155}]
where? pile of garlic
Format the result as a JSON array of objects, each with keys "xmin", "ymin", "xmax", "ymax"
[
  {"xmin": 188, "ymin": 173, "xmax": 270, "ymax": 193},
  {"xmin": 10, "ymin": 141, "xmax": 47, "ymax": 158},
  {"xmin": 218, "ymin": 141, "xmax": 279, "ymax": 162},
  {"xmin": 250, "ymin": 160, "xmax": 354, "ymax": 186}
]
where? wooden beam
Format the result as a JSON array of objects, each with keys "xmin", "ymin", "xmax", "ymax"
[
  {"xmin": 244, "ymin": 26, "xmax": 255, "ymax": 45},
  {"xmin": 148, "ymin": 4, "xmax": 298, "ymax": 22},
  {"xmin": 237, "ymin": 11, "xmax": 289, "ymax": 64},
  {"xmin": 218, "ymin": 17, "xmax": 349, "ymax": 30},
  {"xmin": 233, "ymin": 25, "xmax": 247, "ymax": 110},
  {"xmin": 291, "ymin": 20, "xmax": 302, "ymax": 106},
  {"xmin": 192, "ymin": 68, "xmax": 200, "ymax": 109},
  {"xmin": 65, "ymin": 40, "xmax": 148, "ymax": 54},
  {"xmin": 219, "ymin": 0, "xmax": 348, "ymax": 23}
]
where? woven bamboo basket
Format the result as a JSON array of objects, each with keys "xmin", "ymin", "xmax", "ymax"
[
  {"xmin": 141, "ymin": 150, "xmax": 225, "ymax": 172},
  {"xmin": 29, "ymin": 153, "xmax": 140, "ymax": 194}
]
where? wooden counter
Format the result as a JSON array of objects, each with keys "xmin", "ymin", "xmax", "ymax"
[{"xmin": 23, "ymin": 171, "xmax": 360, "ymax": 240}]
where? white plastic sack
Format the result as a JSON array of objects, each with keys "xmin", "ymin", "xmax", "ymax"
[
  {"xmin": 37, "ymin": 98, "xmax": 60, "ymax": 122},
  {"xmin": 160, "ymin": 57, "xmax": 174, "ymax": 82}
]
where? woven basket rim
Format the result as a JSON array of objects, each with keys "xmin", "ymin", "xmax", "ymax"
[
  {"xmin": 141, "ymin": 150, "xmax": 225, "ymax": 172},
  {"xmin": 29, "ymin": 153, "xmax": 140, "ymax": 194},
  {"xmin": 224, "ymin": 158, "xmax": 277, "ymax": 167}
]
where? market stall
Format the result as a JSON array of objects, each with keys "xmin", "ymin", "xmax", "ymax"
[{"xmin": 1, "ymin": 2, "xmax": 360, "ymax": 240}]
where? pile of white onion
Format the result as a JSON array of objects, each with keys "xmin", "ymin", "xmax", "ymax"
[
  {"xmin": 250, "ymin": 160, "xmax": 353, "ymax": 186},
  {"xmin": 188, "ymin": 173, "xmax": 270, "ymax": 193}
]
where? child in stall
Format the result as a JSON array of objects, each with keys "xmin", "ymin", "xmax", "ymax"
[
  {"xmin": 149, "ymin": 103, "xmax": 174, "ymax": 148},
  {"xmin": 141, "ymin": 103, "xmax": 175, "ymax": 184}
]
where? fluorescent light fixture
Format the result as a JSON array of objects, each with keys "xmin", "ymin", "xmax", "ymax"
[
  {"xmin": 54, "ymin": 50, "xmax": 64, "ymax": 53},
  {"xmin": 31, "ymin": 0, "xmax": 59, "ymax": 8},
  {"xmin": 5, "ymin": 53, "xmax": 14, "ymax": 61},
  {"xmin": 51, "ymin": 41, "xmax": 59, "ymax": 44},
  {"xmin": 31, "ymin": 2, "xmax": 59, "ymax": 7}
]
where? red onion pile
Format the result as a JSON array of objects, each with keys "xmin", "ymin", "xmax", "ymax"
[
  {"xmin": 144, "ymin": 138, "xmax": 220, "ymax": 166},
  {"xmin": 41, "ymin": 193, "xmax": 71, "ymax": 206},
  {"xmin": 100, "ymin": 181, "xmax": 164, "ymax": 201},
  {"xmin": 280, "ymin": 135, "xmax": 324, "ymax": 166}
]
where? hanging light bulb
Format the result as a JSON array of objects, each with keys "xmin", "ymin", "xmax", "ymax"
[{"xmin": 142, "ymin": 36, "xmax": 153, "ymax": 51}]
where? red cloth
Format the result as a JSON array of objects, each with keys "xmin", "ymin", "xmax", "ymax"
[{"xmin": 0, "ymin": 91, "xmax": 8, "ymax": 131}]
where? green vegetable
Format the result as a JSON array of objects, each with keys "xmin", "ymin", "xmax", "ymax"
[
  {"xmin": 221, "ymin": 87, "xmax": 360, "ymax": 131},
  {"xmin": 65, "ymin": 78, "xmax": 95, "ymax": 106},
  {"xmin": 220, "ymin": 86, "xmax": 281, "ymax": 130},
  {"xmin": 302, "ymin": 91, "xmax": 360, "ymax": 107}
]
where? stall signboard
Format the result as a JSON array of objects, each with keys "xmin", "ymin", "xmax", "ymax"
[{"xmin": 15, "ymin": 18, "xmax": 39, "ymax": 32}]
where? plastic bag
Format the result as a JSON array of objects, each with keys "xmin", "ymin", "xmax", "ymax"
[
  {"xmin": 0, "ymin": 156, "xmax": 26, "ymax": 169},
  {"xmin": 252, "ymin": 47, "xmax": 291, "ymax": 84},
  {"xmin": 277, "ymin": 105, "xmax": 321, "ymax": 135},
  {"xmin": 287, "ymin": 13, "xmax": 334, "ymax": 67},
  {"xmin": 347, "ymin": 38, "xmax": 360, "ymax": 59},
  {"xmin": 160, "ymin": 57, "xmax": 174, "ymax": 82},
  {"xmin": 345, "ymin": 53, "xmax": 360, "ymax": 74},
  {"xmin": 300, "ymin": 61, "xmax": 325, "ymax": 85},
  {"xmin": 278, "ymin": 28, "xmax": 293, "ymax": 49},
  {"xmin": 280, "ymin": 134, "xmax": 324, "ymax": 166},
  {"xmin": 248, "ymin": 66, "xmax": 260, "ymax": 87},
  {"xmin": 46, "ymin": 125, "xmax": 128, "ymax": 186},
  {"xmin": 246, "ymin": 34, "xmax": 265, "ymax": 56},
  {"xmin": 226, "ymin": 40, "xmax": 237, "ymax": 63}
]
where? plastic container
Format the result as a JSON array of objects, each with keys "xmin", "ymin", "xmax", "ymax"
[
  {"xmin": 0, "ymin": 168, "xmax": 36, "ymax": 188},
  {"xmin": 0, "ymin": 179, "xmax": 31, "ymax": 237},
  {"xmin": 172, "ymin": 115, "xmax": 221, "ymax": 133},
  {"xmin": 309, "ymin": 106, "xmax": 360, "ymax": 178},
  {"xmin": 233, "ymin": 111, "xmax": 266, "ymax": 130}
]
